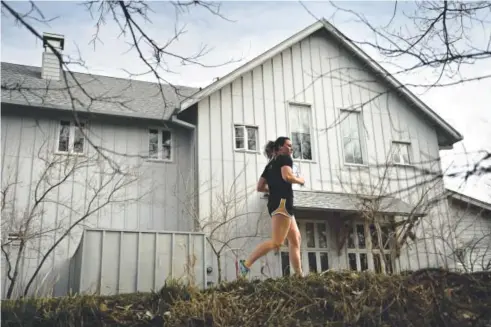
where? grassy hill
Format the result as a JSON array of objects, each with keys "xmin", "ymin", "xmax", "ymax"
[{"xmin": 2, "ymin": 268, "xmax": 490, "ymax": 326}]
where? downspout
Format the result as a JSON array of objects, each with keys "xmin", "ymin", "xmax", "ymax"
[{"xmin": 170, "ymin": 114, "xmax": 199, "ymax": 231}]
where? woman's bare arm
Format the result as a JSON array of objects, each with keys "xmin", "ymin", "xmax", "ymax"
[
  {"xmin": 256, "ymin": 177, "xmax": 269, "ymax": 192},
  {"xmin": 281, "ymin": 166, "xmax": 305, "ymax": 185}
]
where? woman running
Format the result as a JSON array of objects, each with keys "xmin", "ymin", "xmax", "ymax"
[{"xmin": 239, "ymin": 136, "xmax": 305, "ymax": 277}]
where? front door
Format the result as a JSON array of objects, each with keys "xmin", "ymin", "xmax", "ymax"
[{"xmin": 279, "ymin": 220, "xmax": 330, "ymax": 276}]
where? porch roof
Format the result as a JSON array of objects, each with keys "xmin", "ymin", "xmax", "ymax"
[{"xmin": 293, "ymin": 190, "xmax": 426, "ymax": 217}]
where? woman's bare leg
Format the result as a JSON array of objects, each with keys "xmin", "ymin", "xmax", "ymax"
[
  {"xmin": 243, "ymin": 214, "xmax": 291, "ymax": 269},
  {"xmin": 286, "ymin": 215, "xmax": 303, "ymax": 276}
]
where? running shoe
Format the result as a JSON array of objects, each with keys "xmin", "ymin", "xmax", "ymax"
[{"xmin": 238, "ymin": 259, "xmax": 250, "ymax": 278}]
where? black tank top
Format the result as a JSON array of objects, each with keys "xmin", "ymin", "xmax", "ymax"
[{"xmin": 261, "ymin": 154, "xmax": 294, "ymax": 200}]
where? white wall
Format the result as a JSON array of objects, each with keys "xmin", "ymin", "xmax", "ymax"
[
  {"xmin": 195, "ymin": 29, "xmax": 456, "ymax": 280},
  {"xmin": 445, "ymin": 198, "xmax": 491, "ymax": 271},
  {"xmin": 1, "ymin": 109, "xmax": 195, "ymax": 298}
]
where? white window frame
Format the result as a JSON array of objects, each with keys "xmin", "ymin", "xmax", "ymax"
[
  {"xmin": 345, "ymin": 218, "xmax": 395, "ymax": 275},
  {"xmin": 340, "ymin": 109, "xmax": 365, "ymax": 166},
  {"xmin": 288, "ymin": 102, "xmax": 314, "ymax": 162},
  {"xmin": 148, "ymin": 127, "xmax": 173, "ymax": 162},
  {"xmin": 279, "ymin": 220, "xmax": 330, "ymax": 276},
  {"xmin": 391, "ymin": 141, "xmax": 412, "ymax": 166},
  {"xmin": 233, "ymin": 124, "xmax": 259, "ymax": 152},
  {"xmin": 55, "ymin": 120, "xmax": 87, "ymax": 155}
]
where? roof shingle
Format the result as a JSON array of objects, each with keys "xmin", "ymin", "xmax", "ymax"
[
  {"xmin": 1, "ymin": 62, "xmax": 199, "ymax": 120},
  {"xmin": 294, "ymin": 190, "xmax": 425, "ymax": 217}
]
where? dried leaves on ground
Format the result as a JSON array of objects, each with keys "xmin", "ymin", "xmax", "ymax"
[{"xmin": 2, "ymin": 268, "xmax": 491, "ymax": 327}]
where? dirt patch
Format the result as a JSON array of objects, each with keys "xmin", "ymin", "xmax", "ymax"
[{"xmin": 2, "ymin": 268, "xmax": 491, "ymax": 326}]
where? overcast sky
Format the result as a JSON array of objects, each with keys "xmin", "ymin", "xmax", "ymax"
[{"xmin": 2, "ymin": 1, "xmax": 490, "ymax": 202}]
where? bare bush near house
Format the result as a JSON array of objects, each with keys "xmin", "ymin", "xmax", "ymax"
[
  {"xmin": 333, "ymin": 147, "xmax": 457, "ymax": 272},
  {"xmin": 1, "ymin": 135, "xmax": 143, "ymax": 299},
  {"xmin": 175, "ymin": 166, "xmax": 267, "ymax": 283},
  {"xmin": 1, "ymin": 0, "xmax": 240, "ymax": 170}
]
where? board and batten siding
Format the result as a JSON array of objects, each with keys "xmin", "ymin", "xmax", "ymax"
[
  {"xmin": 196, "ymin": 29, "xmax": 457, "ymax": 280},
  {"xmin": 1, "ymin": 109, "xmax": 195, "ymax": 298},
  {"xmin": 446, "ymin": 198, "xmax": 491, "ymax": 271}
]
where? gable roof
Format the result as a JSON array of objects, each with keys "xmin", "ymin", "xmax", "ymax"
[
  {"xmin": 446, "ymin": 188, "xmax": 491, "ymax": 213},
  {"xmin": 179, "ymin": 18, "xmax": 463, "ymax": 148},
  {"xmin": 1, "ymin": 62, "xmax": 198, "ymax": 121}
]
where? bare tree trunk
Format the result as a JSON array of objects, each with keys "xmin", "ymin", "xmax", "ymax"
[
  {"xmin": 5, "ymin": 243, "xmax": 24, "ymax": 299},
  {"xmin": 216, "ymin": 254, "xmax": 222, "ymax": 284}
]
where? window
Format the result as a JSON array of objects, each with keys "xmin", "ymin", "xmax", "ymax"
[
  {"xmin": 391, "ymin": 142, "xmax": 411, "ymax": 165},
  {"xmin": 234, "ymin": 125, "xmax": 258, "ymax": 151},
  {"xmin": 341, "ymin": 110, "xmax": 363, "ymax": 164},
  {"xmin": 289, "ymin": 104, "xmax": 312, "ymax": 160},
  {"xmin": 280, "ymin": 221, "xmax": 329, "ymax": 276},
  {"xmin": 346, "ymin": 220, "xmax": 395, "ymax": 274},
  {"xmin": 7, "ymin": 232, "xmax": 22, "ymax": 247},
  {"xmin": 57, "ymin": 120, "xmax": 85, "ymax": 154},
  {"xmin": 148, "ymin": 129, "xmax": 172, "ymax": 161}
]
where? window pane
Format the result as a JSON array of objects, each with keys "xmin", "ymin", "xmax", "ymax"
[
  {"xmin": 149, "ymin": 129, "xmax": 158, "ymax": 158},
  {"xmin": 393, "ymin": 143, "xmax": 410, "ymax": 165},
  {"xmin": 162, "ymin": 146, "xmax": 171, "ymax": 160},
  {"xmin": 281, "ymin": 251, "xmax": 290, "ymax": 276},
  {"xmin": 374, "ymin": 253, "xmax": 382, "ymax": 273},
  {"xmin": 344, "ymin": 139, "xmax": 355, "ymax": 163},
  {"xmin": 320, "ymin": 252, "xmax": 329, "ymax": 271},
  {"xmin": 353, "ymin": 140, "xmax": 363, "ymax": 164},
  {"xmin": 381, "ymin": 226, "xmax": 391, "ymax": 250},
  {"xmin": 385, "ymin": 254, "xmax": 393, "ymax": 274},
  {"xmin": 298, "ymin": 107, "xmax": 310, "ymax": 133},
  {"xmin": 342, "ymin": 112, "xmax": 363, "ymax": 164},
  {"xmin": 291, "ymin": 133, "xmax": 302, "ymax": 159},
  {"xmin": 402, "ymin": 150, "xmax": 410, "ymax": 164},
  {"xmin": 308, "ymin": 252, "xmax": 317, "ymax": 273},
  {"xmin": 162, "ymin": 131, "xmax": 171, "ymax": 160},
  {"xmin": 347, "ymin": 226, "xmax": 355, "ymax": 249},
  {"xmin": 348, "ymin": 253, "xmax": 357, "ymax": 271},
  {"xmin": 349, "ymin": 113, "xmax": 360, "ymax": 138},
  {"xmin": 300, "ymin": 133, "xmax": 312, "ymax": 160},
  {"xmin": 341, "ymin": 112, "xmax": 350, "ymax": 138},
  {"xmin": 73, "ymin": 124, "xmax": 85, "ymax": 153},
  {"xmin": 162, "ymin": 131, "xmax": 171, "ymax": 146},
  {"xmin": 235, "ymin": 126, "xmax": 245, "ymax": 149},
  {"xmin": 58, "ymin": 121, "xmax": 70, "ymax": 152},
  {"xmin": 246, "ymin": 127, "xmax": 257, "ymax": 151},
  {"xmin": 305, "ymin": 223, "xmax": 315, "ymax": 248},
  {"xmin": 317, "ymin": 223, "xmax": 328, "ymax": 248},
  {"xmin": 401, "ymin": 144, "xmax": 410, "ymax": 164},
  {"xmin": 392, "ymin": 152, "xmax": 401, "ymax": 164},
  {"xmin": 360, "ymin": 253, "xmax": 368, "ymax": 271},
  {"xmin": 356, "ymin": 224, "xmax": 366, "ymax": 248},
  {"xmin": 289, "ymin": 106, "xmax": 300, "ymax": 132},
  {"xmin": 235, "ymin": 126, "xmax": 244, "ymax": 137},
  {"xmin": 235, "ymin": 138, "xmax": 245, "ymax": 149},
  {"xmin": 292, "ymin": 132, "xmax": 312, "ymax": 160},
  {"xmin": 290, "ymin": 105, "xmax": 310, "ymax": 132},
  {"xmin": 370, "ymin": 224, "xmax": 379, "ymax": 249}
]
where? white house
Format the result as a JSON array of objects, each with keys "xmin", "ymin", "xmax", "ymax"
[{"xmin": 2, "ymin": 19, "xmax": 489, "ymax": 299}]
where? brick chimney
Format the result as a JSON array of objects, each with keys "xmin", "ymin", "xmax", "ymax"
[{"xmin": 41, "ymin": 32, "xmax": 65, "ymax": 80}]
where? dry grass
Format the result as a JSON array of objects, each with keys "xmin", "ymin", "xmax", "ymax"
[{"xmin": 2, "ymin": 268, "xmax": 491, "ymax": 327}]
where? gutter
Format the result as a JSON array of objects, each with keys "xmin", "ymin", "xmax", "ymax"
[
  {"xmin": 171, "ymin": 115, "xmax": 196, "ymax": 130},
  {"xmin": 170, "ymin": 114, "xmax": 199, "ymax": 231}
]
